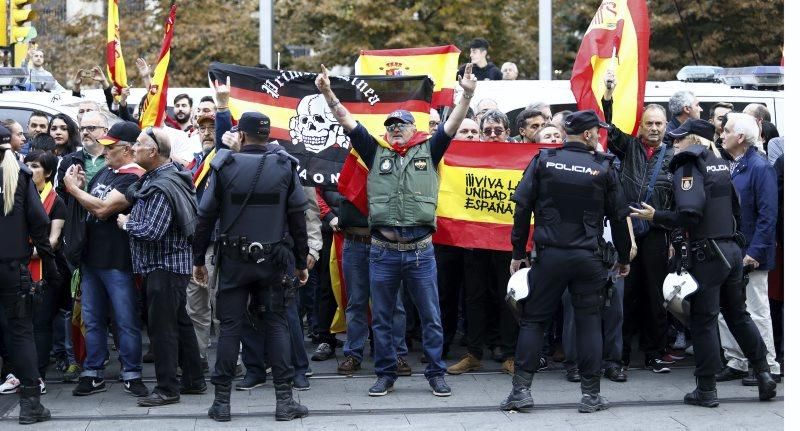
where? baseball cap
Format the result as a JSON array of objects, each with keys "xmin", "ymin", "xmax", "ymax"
[
  {"xmin": 0, "ymin": 125, "xmax": 11, "ymax": 146},
  {"xmin": 563, "ymin": 110, "xmax": 610, "ymax": 135},
  {"xmin": 383, "ymin": 110, "xmax": 416, "ymax": 126},
  {"xmin": 237, "ymin": 112, "xmax": 271, "ymax": 136},
  {"xmin": 666, "ymin": 118, "xmax": 715, "ymax": 142},
  {"xmin": 99, "ymin": 121, "xmax": 142, "ymax": 146}
]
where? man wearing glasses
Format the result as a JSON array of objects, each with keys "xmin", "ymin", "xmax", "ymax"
[{"xmin": 314, "ymin": 63, "xmax": 476, "ymax": 398}]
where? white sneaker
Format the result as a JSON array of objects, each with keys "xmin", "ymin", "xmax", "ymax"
[
  {"xmin": 39, "ymin": 378, "xmax": 47, "ymax": 395},
  {"xmin": 0, "ymin": 374, "xmax": 21, "ymax": 395},
  {"xmin": 685, "ymin": 345, "xmax": 694, "ymax": 356}
]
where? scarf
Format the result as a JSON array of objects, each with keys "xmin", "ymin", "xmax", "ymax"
[
  {"xmin": 381, "ymin": 131, "xmax": 430, "ymax": 156},
  {"xmin": 29, "ymin": 182, "xmax": 57, "ymax": 282}
]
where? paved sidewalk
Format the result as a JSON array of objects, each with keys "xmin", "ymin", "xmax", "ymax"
[{"xmin": 0, "ymin": 341, "xmax": 784, "ymax": 430}]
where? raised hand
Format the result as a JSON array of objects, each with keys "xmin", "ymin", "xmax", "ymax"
[
  {"xmin": 135, "ymin": 57, "xmax": 151, "ymax": 77},
  {"xmin": 458, "ymin": 63, "xmax": 477, "ymax": 94},
  {"xmin": 213, "ymin": 76, "xmax": 230, "ymax": 108},
  {"xmin": 315, "ymin": 64, "xmax": 332, "ymax": 93}
]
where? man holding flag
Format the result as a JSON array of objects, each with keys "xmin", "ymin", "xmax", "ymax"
[{"xmin": 315, "ymin": 63, "xmax": 476, "ymax": 398}]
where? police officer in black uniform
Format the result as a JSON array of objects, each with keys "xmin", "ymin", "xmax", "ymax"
[
  {"xmin": 0, "ymin": 126, "xmax": 60, "ymax": 424},
  {"xmin": 502, "ymin": 110, "xmax": 632, "ymax": 413},
  {"xmin": 630, "ymin": 118, "xmax": 777, "ymax": 407},
  {"xmin": 192, "ymin": 112, "xmax": 310, "ymax": 422}
]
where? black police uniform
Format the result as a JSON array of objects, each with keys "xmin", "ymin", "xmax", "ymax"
[
  {"xmin": 193, "ymin": 130, "xmax": 309, "ymax": 421},
  {"xmin": 504, "ymin": 139, "xmax": 631, "ymax": 412},
  {"xmin": 651, "ymin": 138, "xmax": 776, "ymax": 405},
  {"xmin": 0, "ymin": 157, "xmax": 58, "ymax": 424}
]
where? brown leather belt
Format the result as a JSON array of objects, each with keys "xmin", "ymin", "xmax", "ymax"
[
  {"xmin": 370, "ymin": 235, "xmax": 432, "ymax": 251},
  {"xmin": 344, "ymin": 233, "xmax": 372, "ymax": 245}
]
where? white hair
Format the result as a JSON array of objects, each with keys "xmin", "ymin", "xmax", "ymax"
[
  {"xmin": 726, "ymin": 113, "xmax": 759, "ymax": 146},
  {"xmin": 668, "ymin": 90, "xmax": 696, "ymax": 116},
  {"xmin": 81, "ymin": 110, "xmax": 108, "ymax": 127},
  {"xmin": 1, "ymin": 145, "xmax": 20, "ymax": 215}
]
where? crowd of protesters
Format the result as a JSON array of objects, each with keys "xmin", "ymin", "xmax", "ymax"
[{"xmin": 0, "ymin": 39, "xmax": 784, "ymax": 420}]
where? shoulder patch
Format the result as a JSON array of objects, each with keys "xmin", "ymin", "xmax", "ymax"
[{"xmin": 210, "ymin": 149, "xmax": 233, "ymax": 171}]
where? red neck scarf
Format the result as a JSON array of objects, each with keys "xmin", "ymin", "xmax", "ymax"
[{"xmin": 382, "ymin": 131, "xmax": 430, "ymax": 156}]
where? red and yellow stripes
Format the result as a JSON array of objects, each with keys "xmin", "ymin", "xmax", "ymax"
[
  {"xmin": 571, "ymin": 0, "xmax": 650, "ymax": 136},
  {"xmin": 356, "ymin": 45, "xmax": 460, "ymax": 108},
  {"xmin": 106, "ymin": 0, "xmax": 127, "ymax": 94},
  {"xmin": 139, "ymin": 3, "xmax": 177, "ymax": 129}
]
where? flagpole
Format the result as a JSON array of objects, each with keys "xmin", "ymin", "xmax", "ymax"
[
  {"xmin": 259, "ymin": 0, "xmax": 273, "ymax": 67},
  {"xmin": 539, "ymin": 0, "xmax": 552, "ymax": 80}
]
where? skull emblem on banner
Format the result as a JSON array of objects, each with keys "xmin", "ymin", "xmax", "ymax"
[{"xmin": 288, "ymin": 94, "xmax": 349, "ymax": 153}]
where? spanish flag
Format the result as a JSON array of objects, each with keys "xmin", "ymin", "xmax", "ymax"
[
  {"xmin": 329, "ymin": 232, "xmax": 347, "ymax": 333},
  {"xmin": 571, "ymin": 0, "xmax": 650, "ymax": 136},
  {"xmin": 432, "ymin": 141, "xmax": 558, "ymax": 251},
  {"xmin": 356, "ymin": 45, "xmax": 460, "ymax": 108},
  {"xmin": 28, "ymin": 182, "xmax": 57, "ymax": 281},
  {"xmin": 139, "ymin": 3, "xmax": 177, "ymax": 129},
  {"xmin": 106, "ymin": 0, "xmax": 127, "ymax": 95}
]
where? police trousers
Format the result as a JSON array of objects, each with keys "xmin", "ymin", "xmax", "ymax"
[
  {"xmin": 213, "ymin": 271, "xmax": 293, "ymax": 386},
  {"xmin": 688, "ymin": 239, "xmax": 768, "ymax": 377},
  {"xmin": 515, "ymin": 247, "xmax": 606, "ymax": 377},
  {"xmin": 0, "ymin": 260, "xmax": 39, "ymax": 385}
]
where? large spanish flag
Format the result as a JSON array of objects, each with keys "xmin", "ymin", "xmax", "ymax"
[
  {"xmin": 571, "ymin": 0, "xmax": 650, "ymax": 136},
  {"xmin": 355, "ymin": 45, "xmax": 460, "ymax": 108},
  {"xmin": 433, "ymin": 141, "xmax": 559, "ymax": 251},
  {"xmin": 139, "ymin": 3, "xmax": 177, "ymax": 129},
  {"xmin": 207, "ymin": 63, "xmax": 432, "ymax": 187},
  {"xmin": 106, "ymin": 0, "xmax": 127, "ymax": 95}
]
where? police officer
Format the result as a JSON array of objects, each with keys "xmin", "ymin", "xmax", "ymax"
[
  {"xmin": 502, "ymin": 110, "xmax": 632, "ymax": 413},
  {"xmin": 630, "ymin": 118, "xmax": 777, "ymax": 407},
  {"xmin": 192, "ymin": 112, "xmax": 310, "ymax": 422},
  {"xmin": 0, "ymin": 126, "xmax": 60, "ymax": 424}
]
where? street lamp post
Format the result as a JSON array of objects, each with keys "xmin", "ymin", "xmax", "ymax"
[
  {"xmin": 259, "ymin": 0, "xmax": 273, "ymax": 68},
  {"xmin": 539, "ymin": 0, "xmax": 552, "ymax": 80}
]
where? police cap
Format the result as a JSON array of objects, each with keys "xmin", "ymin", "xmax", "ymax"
[
  {"xmin": 237, "ymin": 112, "xmax": 271, "ymax": 136},
  {"xmin": 666, "ymin": 118, "xmax": 715, "ymax": 142},
  {"xmin": 563, "ymin": 110, "xmax": 610, "ymax": 135}
]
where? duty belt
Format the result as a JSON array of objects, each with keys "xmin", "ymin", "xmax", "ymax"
[
  {"xmin": 344, "ymin": 233, "xmax": 372, "ymax": 245},
  {"xmin": 371, "ymin": 235, "xmax": 432, "ymax": 251},
  {"xmin": 219, "ymin": 235, "xmax": 276, "ymax": 264}
]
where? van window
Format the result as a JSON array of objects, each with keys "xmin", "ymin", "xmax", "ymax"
[{"xmin": 0, "ymin": 108, "xmax": 51, "ymax": 133}]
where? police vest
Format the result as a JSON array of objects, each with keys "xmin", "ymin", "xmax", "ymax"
[
  {"xmin": 212, "ymin": 149, "xmax": 295, "ymax": 244},
  {"xmin": 367, "ymin": 141, "xmax": 438, "ymax": 229},
  {"xmin": 532, "ymin": 147, "xmax": 614, "ymax": 250},
  {"xmin": 671, "ymin": 145, "xmax": 736, "ymax": 240},
  {"xmin": 0, "ymin": 166, "xmax": 34, "ymax": 260}
]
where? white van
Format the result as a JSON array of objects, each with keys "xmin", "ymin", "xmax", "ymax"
[{"xmin": 467, "ymin": 80, "xmax": 784, "ymax": 135}]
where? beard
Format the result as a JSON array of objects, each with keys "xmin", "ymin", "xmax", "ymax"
[{"xmin": 175, "ymin": 111, "xmax": 190, "ymax": 123}]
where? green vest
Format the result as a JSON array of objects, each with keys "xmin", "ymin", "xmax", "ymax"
[{"xmin": 367, "ymin": 141, "xmax": 439, "ymax": 228}]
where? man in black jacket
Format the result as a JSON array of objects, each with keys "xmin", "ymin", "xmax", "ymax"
[
  {"xmin": 602, "ymin": 74, "xmax": 675, "ymax": 373},
  {"xmin": 457, "ymin": 38, "xmax": 503, "ymax": 81}
]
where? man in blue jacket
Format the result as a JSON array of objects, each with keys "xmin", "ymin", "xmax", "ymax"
[{"xmin": 715, "ymin": 113, "xmax": 782, "ymax": 383}]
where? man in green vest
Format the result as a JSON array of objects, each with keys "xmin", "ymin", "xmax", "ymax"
[{"xmin": 315, "ymin": 63, "xmax": 476, "ymax": 397}]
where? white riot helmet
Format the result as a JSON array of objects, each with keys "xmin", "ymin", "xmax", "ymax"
[
  {"xmin": 506, "ymin": 268, "xmax": 531, "ymax": 321},
  {"xmin": 662, "ymin": 271, "xmax": 699, "ymax": 326}
]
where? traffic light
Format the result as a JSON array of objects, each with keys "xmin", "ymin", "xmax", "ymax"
[{"xmin": 10, "ymin": 0, "xmax": 37, "ymax": 44}]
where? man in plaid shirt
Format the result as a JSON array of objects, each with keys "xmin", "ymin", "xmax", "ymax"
[{"xmin": 117, "ymin": 127, "xmax": 206, "ymax": 407}]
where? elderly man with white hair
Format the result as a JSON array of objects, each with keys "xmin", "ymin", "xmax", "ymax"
[
  {"xmin": 665, "ymin": 90, "xmax": 702, "ymax": 144},
  {"xmin": 716, "ymin": 113, "xmax": 782, "ymax": 384}
]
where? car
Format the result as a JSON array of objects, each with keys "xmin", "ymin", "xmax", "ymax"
[{"xmin": 0, "ymin": 91, "xmax": 120, "ymax": 133}]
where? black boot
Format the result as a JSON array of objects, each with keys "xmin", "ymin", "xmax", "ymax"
[
  {"xmin": 207, "ymin": 383, "xmax": 231, "ymax": 422},
  {"xmin": 684, "ymin": 376, "xmax": 719, "ymax": 407},
  {"xmin": 753, "ymin": 359, "xmax": 777, "ymax": 401},
  {"xmin": 500, "ymin": 370, "xmax": 534, "ymax": 411},
  {"xmin": 19, "ymin": 385, "xmax": 51, "ymax": 425},
  {"xmin": 274, "ymin": 381, "xmax": 308, "ymax": 421},
  {"xmin": 578, "ymin": 375, "xmax": 609, "ymax": 413}
]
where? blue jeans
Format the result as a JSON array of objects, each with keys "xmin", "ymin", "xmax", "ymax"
[
  {"xmin": 563, "ymin": 274, "xmax": 625, "ymax": 369},
  {"xmin": 286, "ymin": 295, "xmax": 310, "ymax": 377},
  {"xmin": 80, "ymin": 265, "xmax": 143, "ymax": 380},
  {"xmin": 342, "ymin": 239, "xmax": 407, "ymax": 362},
  {"xmin": 370, "ymin": 242, "xmax": 444, "ymax": 379}
]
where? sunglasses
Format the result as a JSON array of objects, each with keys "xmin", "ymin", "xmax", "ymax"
[
  {"xmin": 386, "ymin": 123, "xmax": 411, "ymax": 133},
  {"xmin": 482, "ymin": 127, "xmax": 507, "ymax": 136}
]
